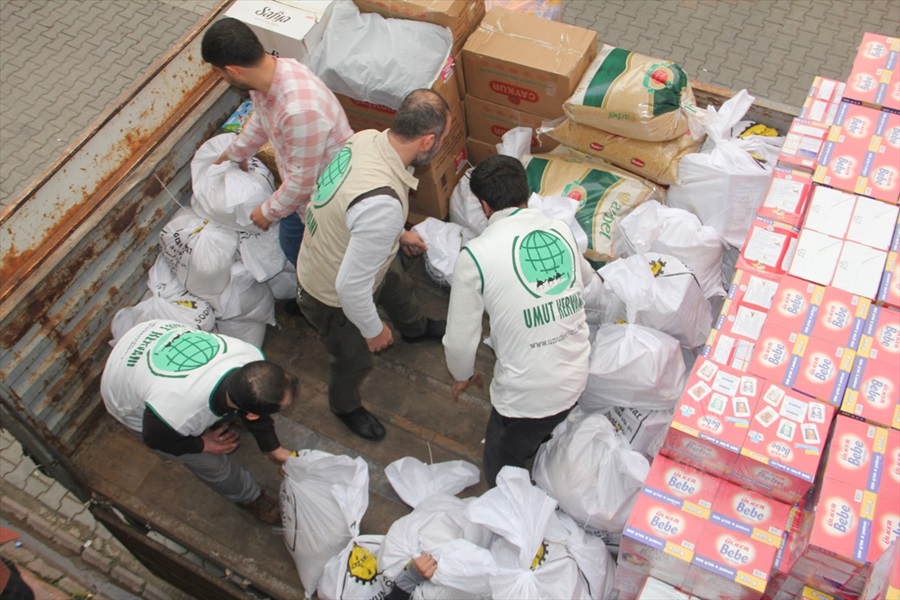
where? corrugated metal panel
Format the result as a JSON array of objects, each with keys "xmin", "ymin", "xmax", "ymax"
[{"xmin": 0, "ymin": 3, "xmax": 241, "ymax": 458}]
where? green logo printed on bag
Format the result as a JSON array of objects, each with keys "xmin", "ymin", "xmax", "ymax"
[
  {"xmin": 311, "ymin": 146, "xmax": 352, "ymax": 209},
  {"xmin": 513, "ymin": 229, "xmax": 575, "ymax": 299},
  {"xmin": 642, "ymin": 62, "xmax": 688, "ymax": 116},
  {"xmin": 148, "ymin": 330, "xmax": 224, "ymax": 378},
  {"xmin": 583, "ymin": 47, "xmax": 630, "ymax": 108}
]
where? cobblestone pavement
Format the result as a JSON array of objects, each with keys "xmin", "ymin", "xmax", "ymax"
[{"xmin": 1, "ymin": 0, "xmax": 899, "ymax": 597}]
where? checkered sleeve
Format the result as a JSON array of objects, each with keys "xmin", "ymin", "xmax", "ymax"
[{"xmin": 225, "ymin": 97, "xmax": 268, "ymax": 162}]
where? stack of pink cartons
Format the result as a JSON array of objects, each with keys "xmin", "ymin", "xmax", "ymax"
[
  {"xmin": 861, "ymin": 536, "xmax": 900, "ymax": 600},
  {"xmin": 843, "ymin": 33, "xmax": 900, "ymax": 114},
  {"xmin": 617, "ymin": 455, "xmax": 792, "ymax": 600},
  {"xmin": 662, "ymin": 357, "xmax": 834, "ymax": 505},
  {"xmin": 877, "ymin": 211, "xmax": 900, "ymax": 309},
  {"xmin": 843, "ymin": 304, "xmax": 900, "ymax": 429},
  {"xmin": 788, "ymin": 415, "xmax": 900, "ymax": 597}
]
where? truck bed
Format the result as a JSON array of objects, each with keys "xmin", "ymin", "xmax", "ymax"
[{"xmin": 72, "ymin": 259, "xmax": 495, "ymax": 599}]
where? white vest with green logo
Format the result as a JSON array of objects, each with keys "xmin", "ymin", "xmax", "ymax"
[
  {"xmin": 297, "ymin": 130, "xmax": 416, "ymax": 307},
  {"xmin": 463, "ymin": 208, "xmax": 590, "ymax": 418},
  {"xmin": 100, "ymin": 320, "xmax": 263, "ymax": 435}
]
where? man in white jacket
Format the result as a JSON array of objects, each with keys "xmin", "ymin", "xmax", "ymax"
[{"xmin": 443, "ymin": 155, "xmax": 595, "ymax": 486}]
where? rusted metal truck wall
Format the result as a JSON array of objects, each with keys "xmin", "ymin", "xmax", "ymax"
[{"xmin": 0, "ymin": 2, "xmax": 237, "ymax": 497}]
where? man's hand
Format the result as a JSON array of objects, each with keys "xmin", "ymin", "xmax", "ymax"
[
  {"xmin": 399, "ymin": 230, "xmax": 428, "ymax": 257},
  {"xmin": 250, "ymin": 205, "xmax": 273, "ymax": 230},
  {"xmin": 213, "ymin": 151, "xmax": 249, "ymax": 171},
  {"xmin": 201, "ymin": 427, "xmax": 240, "ymax": 454},
  {"xmin": 366, "ymin": 322, "xmax": 394, "ymax": 352},
  {"xmin": 411, "ymin": 554, "xmax": 437, "ymax": 579},
  {"xmin": 268, "ymin": 447, "xmax": 292, "ymax": 465},
  {"xmin": 451, "ymin": 371, "xmax": 483, "ymax": 401}
]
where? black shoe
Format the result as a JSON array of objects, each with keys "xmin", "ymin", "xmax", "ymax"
[
  {"xmin": 401, "ymin": 318, "xmax": 446, "ymax": 343},
  {"xmin": 335, "ymin": 407, "xmax": 386, "ymax": 441}
]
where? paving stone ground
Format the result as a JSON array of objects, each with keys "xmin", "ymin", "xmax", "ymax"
[{"xmin": 1, "ymin": 0, "xmax": 899, "ymax": 597}]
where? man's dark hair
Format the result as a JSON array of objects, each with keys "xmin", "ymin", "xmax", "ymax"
[
  {"xmin": 201, "ymin": 18, "xmax": 266, "ymax": 69},
  {"xmin": 469, "ymin": 155, "xmax": 529, "ymax": 211},
  {"xmin": 228, "ymin": 361, "xmax": 297, "ymax": 415},
  {"xmin": 390, "ymin": 89, "xmax": 451, "ymax": 142}
]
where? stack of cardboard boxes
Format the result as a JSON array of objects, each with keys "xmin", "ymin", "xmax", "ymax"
[
  {"xmin": 461, "ymin": 7, "xmax": 597, "ymax": 164},
  {"xmin": 636, "ymin": 31, "xmax": 900, "ymax": 600}
]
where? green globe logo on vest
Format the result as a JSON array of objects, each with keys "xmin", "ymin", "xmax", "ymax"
[
  {"xmin": 148, "ymin": 329, "xmax": 224, "ymax": 378},
  {"xmin": 311, "ymin": 146, "xmax": 352, "ymax": 209},
  {"xmin": 514, "ymin": 229, "xmax": 584, "ymax": 329}
]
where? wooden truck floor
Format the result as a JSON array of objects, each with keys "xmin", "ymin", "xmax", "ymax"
[{"xmin": 72, "ymin": 257, "xmax": 495, "ymax": 599}]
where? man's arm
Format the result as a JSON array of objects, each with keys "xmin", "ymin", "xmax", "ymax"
[
  {"xmin": 443, "ymin": 249, "xmax": 485, "ymax": 385},
  {"xmin": 219, "ymin": 105, "xmax": 268, "ymax": 165},
  {"xmin": 336, "ymin": 196, "xmax": 406, "ymax": 348},
  {"xmin": 142, "ymin": 409, "xmax": 237, "ymax": 455},
  {"xmin": 241, "ymin": 413, "xmax": 290, "ymax": 464}
]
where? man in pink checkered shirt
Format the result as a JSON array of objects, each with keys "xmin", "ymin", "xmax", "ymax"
[{"xmin": 201, "ymin": 17, "xmax": 353, "ymax": 266}]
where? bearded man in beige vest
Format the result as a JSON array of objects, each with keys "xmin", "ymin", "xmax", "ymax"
[{"xmin": 296, "ymin": 89, "xmax": 450, "ymax": 441}]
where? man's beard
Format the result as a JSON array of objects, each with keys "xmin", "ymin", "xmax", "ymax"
[{"xmin": 410, "ymin": 143, "xmax": 440, "ymax": 168}]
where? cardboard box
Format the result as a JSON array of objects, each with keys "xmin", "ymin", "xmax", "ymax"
[
  {"xmin": 466, "ymin": 136, "xmax": 497, "ymax": 165},
  {"xmin": 710, "ymin": 478, "xmax": 792, "ymax": 548},
  {"xmin": 637, "ymin": 576, "xmax": 697, "ymax": 600},
  {"xmin": 801, "ymin": 76, "xmax": 848, "ymax": 126},
  {"xmin": 814, "ymin": 102, "xmax": 900, "ymax": 205},
  {"xmin": 792, "ymin": 335, "xmax": 855, "ymax": 407},
  {"xmin": 748, "ymin": 325, "xmax": 806, "ymax": 391},
  {"xmin": 760, "ymin": 167, "xmax": 814, "ymax": 228},
  {"xmin": 832, "ymin": 241, "xmax": 888, "ymax": 300},
  {"xmin": 805, "ymin": 476, "xmax": 874, "ymax": 579},
  {"xmin": 738, "ymin": 216, "xmax": 800, "ymax": 276},
  {"xmin": 844, "ymin": 33, "xmax": 900, "ymax": 111},
  {"xmin": 641, "ymin": 454, "xmax": 721, "ymax": 520},
  {"xmin": 768, "ymin": 275, "xmax": 825, "ymax": 338},
  {"xmin": 825, "ymin": 414, "xmax": 890, "ymax": 492},
  {"xmin": 788, "ymin": 229, "xmax": 843, "ymax": 287},
  {"xmin": 663, "ymin": 359, "xmax": 760, "ymax": 477},
  {"xmin": 811, "ymin": 285, "xmax": 872, "ymax": 350},
  {"xmin": 464, "ymin": 94, "xmax": 558, "ymax": 152},
  {"xmin": 780, "ymin": 119, "xmax": 832, "ymax": 171},
  {"xmin": 858, "ymin": 305, "xmax": 900, "ymax": 361},
  {"xmin": 842, "ymin": 355, "xmax": 900, "ymax": 430},
  {"xmin": 462, "ymin": 7, "xmax": 597, "ymax": 119},
  {"xmin": 879, "ymin": 248, "xmax": 900, "ymax": 309},
  {"xmin": 803, "ymin": 185, "xmax": 857, "ymax": 239},
  {"xmin": 847, "ymin": 195, "xmax": 900, "ymax": 251},
  {"xmin": 353, "ymin": 0, "xmax": 485, "ymax": 58},
  {"xmin": 737, "ymin": 381, "xmax": 834, "ymax": 504},
  {"xmin": 224, "ymin": 0, "xmax": 333, "ymax": 62}
]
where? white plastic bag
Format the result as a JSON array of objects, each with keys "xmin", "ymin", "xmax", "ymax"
[
  {"xmin": 281, "ymin": 450, "xmax": 370, "ymax": 598},
  {"xmin": 527, "ymin": 193, "xmax": 589, "ymax": 255},
  {"xmin": 212, "ymin": 262, "xmax": 275, "ymax": 347},
  {"xmin": 449, "ymin": 168, "xmax": 486, "ymax": 243},
  {"xmin": 533, "ymin": 407, "xmax": 650, "ymax": 534},
  {"xmin": 191, "ymin": 133, "xmax": 275, "ymax": 232},
  {"xmin": 411, "ymin": 218, "xmax": 466, "ymax": 287},
  {"xmin": 465, "ymin": 468, "xmax": 593, "ymax": 600},
  {"xmin": 159, "ymin": 208, "xmax": 238, "ymax": 299},
  {"xmin": 667, "ymin": 90, "xmax": 785, "ymax": 247},
  {"xmin": 598, "ymin": 253, "xmax": 712, "ymax": 348},
  {"xmin": 302, "ymin": 1, "xmax": 452, "ymax": 110},
  {"xmin": 318, "ymin": 534, "xmax": 390, "ymax": 600},
  {"xmin": 614, "ymin": 200, "xmax": 726, "ymax": 299},
  {"xmin": 598, "ymin": 404, "xmax": 675, "ymax": 461},
  {"xmin": 580, "ymin": 323, "xmax": 686, "ymax": 411},
  {"xmin": 546, "ymin": 509, "xmax": 616, "ymax": 600},
  {"xmin": 267, "ymin": 266, "xmax": 299, "ymax": 301},
  {"xmin": 384, "ymin": 457, "xmax": 480, "ymax": 508},
  {"xmin": 238, "ymin": 227, "xmax": 287, "ymax": 283}
]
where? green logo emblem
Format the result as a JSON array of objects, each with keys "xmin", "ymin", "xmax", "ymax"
[
  {"xmin": 311, "ymin": 146, "xmax": 352, "ymax": 208},
  {"xmin": 148, "ymin": 330, "xmax": 224, "ymax": 378},
  {"xmin": 513, "ymin": 228, "xmax": 576, "ymax": 298}
]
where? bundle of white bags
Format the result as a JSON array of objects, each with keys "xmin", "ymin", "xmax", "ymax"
[{"xmin": 111, "ymin": 133, "xmax": 294, "ymax": 347}]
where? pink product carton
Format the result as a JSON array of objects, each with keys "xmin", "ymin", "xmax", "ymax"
[
  {"xmin": 759, "ymin": 167, "xmax": 815, "ymax": 228},
  {"xmin": 811, "ymin": 285, "xmax": 873, "ymax": 350},
  {"xmin": 619, "ymin": 491, "xmax": 704, "ymax": 593},
  {"xmin": 710, "ymin": 479, "xmax": 792, "ymax": 549},
  {"xmin": 737, "ymin": 216, "xmax": 801, "ymax": 277},
  {"xmin": 664, "ymin": 359, "xmax": 760, "ymax": 476},
  {"xmin": 808, "ymin": 476, "xmax": 876, "ymax": 575},
  {"xmin": 884, "ymin": 428, "xmax": 900, "ymax": 491},
  {"xmin": 792, "ymin": 335, "xmax": 856, "ymax": 407},
  {"xmin": 780, "ymin": 119, "xmax": 832, "ymax": 171},
  {"xmin": 641, "ymin": 454, "xmax": 721, "ymax": 520},
  {"xmin": 738, "ymin": 380, "xmax": 835, "ymax": 504},
  {"xmin": 842, "ymin": 355, "xmax": 900, "ymax": 430},
  {"xmin": 747, "ymin": 324, "xmax": 807, "ymax": 391},
  {"xmin": 861, "ymin": 536, "xmax": 900, "ymax": 600},
  {"xmin": 814, "ymin": 102, "xmax": 900, "ymax": 205},
  {"xmin": 825, "ymin": 414, "xmax": 890, "ymax": 493},
  {"xmin": 844, "ymin": 33, "xmax": 900, "ymax": 111},
  {"xmin": 768, "ymin": 275, "xmax": 826, "ymax": 337},
  {"xmin": 788, "ymin": 229, "xmax": 843, "ymax": 287},
  {"xmin": 801, "ymin": 77, "xmax": 848, "ymax": 126},
  {"xmin": 859, "ymin": 304, "xmax": 900, "ymax": 360},
  {"xmin": 831, "ymin": 241, "xmax": 889, "ymax": 300},
  {"xmin": 684, "ymin": 519, "xmax": 779, "ymax": 600},
  {"xmin": 878, "ymin": 249, "xmax": 900, "ymax": 309}
]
